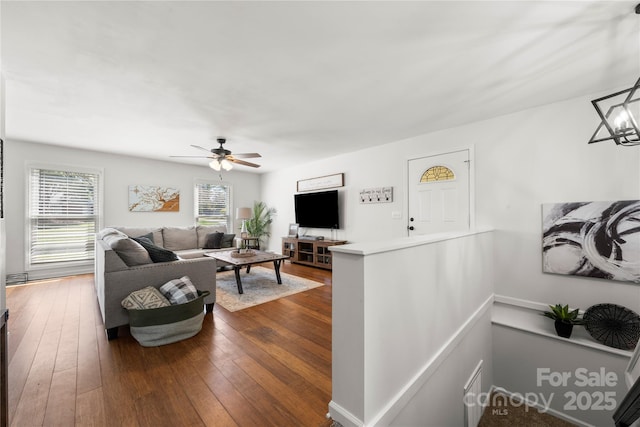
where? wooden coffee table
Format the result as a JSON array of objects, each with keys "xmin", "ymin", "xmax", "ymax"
[{"xmin": 205, "ymin": 250, "xmax": 289, "ymax": 294}]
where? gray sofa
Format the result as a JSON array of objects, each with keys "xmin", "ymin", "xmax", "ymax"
[{"xmin": 95, "ymin": 225, "xmax": 234, "ymax": 339}]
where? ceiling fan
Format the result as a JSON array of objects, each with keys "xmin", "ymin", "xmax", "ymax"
[{"xmin": 171, "ymin": 137, "xmax": 261, "ymax": 171}]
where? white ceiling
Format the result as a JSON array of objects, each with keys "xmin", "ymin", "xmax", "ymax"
[{"xmin": 2, "ymin": 1, "xmax": 639, "ymax": 173}]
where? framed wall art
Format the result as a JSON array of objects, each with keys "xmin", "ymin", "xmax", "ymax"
[
  {"xmin": 542, "ymin": 200, "xmax": 640, "ymax": 283},
  {"xmin": 297, "ymin": 173, "xmax": 344, "ymax": 192},
  {"xmin": 128, "ymin": 185, "xmax": 180, "ymax": 212}
]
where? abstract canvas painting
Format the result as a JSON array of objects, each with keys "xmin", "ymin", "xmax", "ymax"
[
  {"xmin": 128, "ymin": 185, "xmax": 180, "ymax": 212},
  {"xmin": 542, "ymin": 200, "xmax": 640, "ymax": 283}
]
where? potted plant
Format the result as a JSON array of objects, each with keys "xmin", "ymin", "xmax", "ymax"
[
  {"xmin": 542, "ymin": 304, "xmax": 584, "ymax": 338},
  {"xmin": 245, "ymin": 201, "xmax": 276, "ymax": 250}
]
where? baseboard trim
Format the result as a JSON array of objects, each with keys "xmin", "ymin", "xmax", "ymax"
[
  {"xmin": 488, "ymin": 385, "xmax": 594, "ymax": 427},
  {"xmin": 493, "ymin": 294, "xmax": 548, "ymax": 311},
  {"xmin": 328, "ymin": 400, "xmax": 363, "ymax": 427},
  {"xmin": 23, "ymin": 266, "xmax": 93, "ymax": 282},
  {"xmin": 366, "ymin": 294, "xmax": 494, "ymax": 427}
]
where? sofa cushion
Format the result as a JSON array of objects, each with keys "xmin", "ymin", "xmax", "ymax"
[
  {"xmin": 132, "ymin": 237, "xmax": 179, "ymax": 263},
  {"xmin": 197, "ymin": 225, "xmax": 227, "ymax": 248},
  {"xmin": 137, "ymin": 232, "xmax": 155, "ymax": 244},
  {"xmin": 163, "ymin": 227, "xmax": 197, "ymax": 251},
  {"xmin": 115, "ymin": 227, "xmax": 164, "ymax": 247},
  {"xmin": 121, "ymin": 286, "xmax": 171, "ymax": 310},
  {"xmin": 101, "ymin": 232, "xmax": 127, "ymax": 248},
  {"xmin": 204, "ymin": 232, "xmax": 224, "ymax": 249},
  {"xmin": 97, "ymin": 227, "xmax": 127, "ymax": 240},
  {"xmin": 159, "ymin": 276, "xmax": 199, "ymax": 305},
  {"xmin": 109, "ymin": 237, "xmax": 153, "ymax": 266},
  {"xmin": 174, "ymin": 249, "xmax": 209, "ymax": 259},
  {"xmin": 221, "ymin": 233, "xmax": 236, "ymax": 248}
]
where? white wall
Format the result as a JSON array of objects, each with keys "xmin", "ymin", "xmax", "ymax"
[
  {"xmin": 4, "ymin": 140, "xmax": 261, "ymax": 277},
  {"xmin": 330, "ymin": 230, "xmax": 494, "ymax": 426},
  {"xmin": 261, "ymin": 91, "xmax": 640, "ymax": 312},
  {"xmin": 493, "ymin": 325, "xmax": 630, "ymax": 427},
  {"xmin": 1, "ymin": 72, "xmax": 6, "ymax": 312},
  {"xmin": 390, "ymin": 308, "xmax": 494, "ymax": 427}
]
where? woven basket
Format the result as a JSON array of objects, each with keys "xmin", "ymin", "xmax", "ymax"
[{"xmin": 127, "ymin": 290, "xmax": 210, "ymax": 347}]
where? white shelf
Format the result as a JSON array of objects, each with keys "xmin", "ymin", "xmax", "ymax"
[{"xmin": 492, "ymin": 298, "xmax": 633, "ymax": 358}]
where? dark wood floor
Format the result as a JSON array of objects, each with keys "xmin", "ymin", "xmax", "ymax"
[{"xmin": 6, "ymin": 262, "xmax": 334, "ymax": 427}]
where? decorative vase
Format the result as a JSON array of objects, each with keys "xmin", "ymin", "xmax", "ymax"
[{"xmin": 554, "ymin": 320, "xmax": 573, "ymax": 338}]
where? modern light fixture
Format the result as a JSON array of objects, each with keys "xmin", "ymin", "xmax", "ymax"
[
  {"xmin": 589, "ymin": 76, "xmax": 640, "ymax": 146},
  {"xmin": 236, "ymin": 207, "xmax": 252, "ymax": 238},
  {"xmin": 588, "ymin": 4, "xmax": 640, "ymax": 146}
]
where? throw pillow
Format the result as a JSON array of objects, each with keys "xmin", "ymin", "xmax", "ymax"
[
  {"xmin": 135, "ymin": 232, "xmax": 155, "ymax": 244},
  {"xmin": 132, "ymin": 236, "xmax": 179, "ymax": 263},
  {"xmin": 196, "ymin": 225, "xmax": 226, "ymax": 248},
  {"xmin": 97, "ymin": 227, "xmax": 127, "ymax": 240},
  {"xmin": 159, "ymin": 276, "xmax": 199, "ymax": 305},
  {"xmin": 110, "ymin": 237, "xmax": 153, "ymax": 266},
  {"xmin": 203, "ymin": 232, "xmax": 224, "ymax": 249},
  {"xmin": 121, "ymin": 286, "xmax": 171, "ymax": 310},
  {"xmin": 221, "ymin": 233, "xmax": 236, "ymax": 248},
  {"xmin": 117, "ymin": 227, "xmax": 163, "ymax": 247}
]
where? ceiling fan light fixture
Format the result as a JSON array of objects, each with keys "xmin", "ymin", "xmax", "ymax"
[
  {"xmin": 221, "ymin": 159, "xmax": 233, "ymax": 171},
  {"xmin": 172, "ymin": 137, "xmax": 261, "ymax": 169}
]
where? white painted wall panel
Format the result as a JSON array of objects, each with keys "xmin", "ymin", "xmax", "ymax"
[
  {"xmin": 391, "ymin": 313, "xmax": 492, "ymax": 427},
  {"xmin": 330, "ymin": 230, "xmax": 494, "ymax": 426},
  {"xmin": 493, "ymin": 325, "xmax": 630, "ymax": 427}
]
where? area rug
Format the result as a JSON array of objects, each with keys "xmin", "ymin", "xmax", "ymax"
[{"xmin": 215, "ymin": 266, "xmax": 324, "ymax": 312}]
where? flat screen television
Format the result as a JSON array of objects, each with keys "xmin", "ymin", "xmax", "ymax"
[{"xmin": 294, "ymin": 190, "xmax": 340, "ymax": 229}]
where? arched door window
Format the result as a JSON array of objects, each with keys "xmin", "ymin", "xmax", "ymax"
[{"xmin": 420, "ymin": 165, "xmax": 455, "ymax": 183}]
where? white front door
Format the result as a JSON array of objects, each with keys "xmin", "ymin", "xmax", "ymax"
[{"xmin": 407, "ymin": 149, "xmax": 470, "ymax": 236}]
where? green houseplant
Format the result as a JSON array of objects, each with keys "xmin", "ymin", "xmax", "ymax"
[
  {"xmin": 542, "ymin": 304, "xmax": 584, "ymax": 338},
  {"xmin": 245, "ymin": 201, "xmax": 276, "ymax": 250}
]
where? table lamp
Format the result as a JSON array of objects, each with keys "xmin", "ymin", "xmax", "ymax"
[{"xmin": 236, "ymin": 207, "xmax": 251, "ymax": 238}]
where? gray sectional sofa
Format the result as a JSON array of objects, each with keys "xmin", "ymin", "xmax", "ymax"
[{"xmin": 95, "ymin": 225, "xmax": 235, "ymax": 339}]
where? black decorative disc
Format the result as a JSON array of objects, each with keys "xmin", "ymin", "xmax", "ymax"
[{"xmin": 583, "ymin": 304, "xmax": 640, "ymax": 350}]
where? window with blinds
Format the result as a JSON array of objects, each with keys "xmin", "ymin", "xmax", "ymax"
[
  {"xmin": 28, "ymin": 167, "xmax": 101, "ymax": 268},
  {"xmin": 195, "ymin": 182, "xmax": 231, "ymax": 229}
]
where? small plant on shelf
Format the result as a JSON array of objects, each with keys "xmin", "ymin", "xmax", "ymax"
[{"xmin": 542, "ymin": 303, "xmax": 584, "ymax": 339}]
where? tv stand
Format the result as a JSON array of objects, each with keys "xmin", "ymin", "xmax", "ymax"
[{"xmin": 282, "ymin": 237, "xmax": 347, "ymax": 270}]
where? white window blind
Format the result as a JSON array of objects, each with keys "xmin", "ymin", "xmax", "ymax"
[
  {"xmin": 195, "ymin": 182, "xmax": 231, "ymax": 229},
  {"xmin": 28, "ymin": 167, "xmax": 100, "ymax": 267}
]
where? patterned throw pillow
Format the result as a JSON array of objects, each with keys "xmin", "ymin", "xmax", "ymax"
[
  {"xmin": 159, "ymin": 276, "xmax": 199, "ymax": 305},
  {"xmin": 121, "ymin": 286, "xmax": 171, "ymax": 310},
  {"xmin": 132, "ymin": 236, "xmax": 179, "ymax": 263}
]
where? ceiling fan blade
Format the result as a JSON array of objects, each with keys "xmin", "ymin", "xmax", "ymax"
[
  {"xmin": 229, "ymin": 158, "xmax": 261, "ymax": 168},
  {"xmin": 231, "ymin": 152, "xmax": 262, "ymax": 159},
  {"xmin": 191, "ymin": 144, "xmax": 212, "ymax": 153},
  {"xmin": 169, "ymin": 155, "xmax": 213, "ymax": 158}
]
